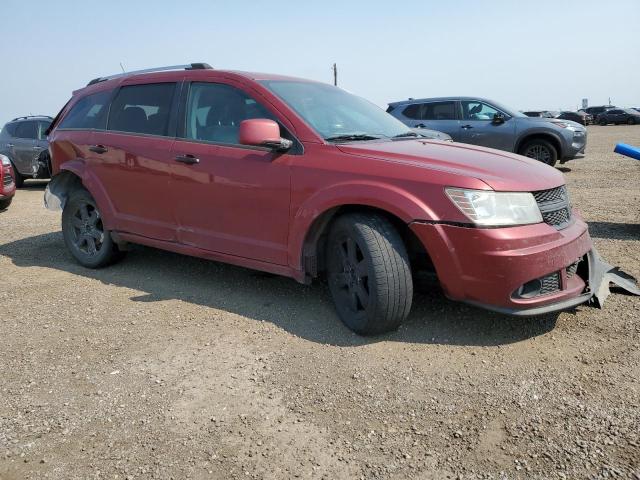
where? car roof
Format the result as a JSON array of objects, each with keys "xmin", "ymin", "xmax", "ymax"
[
  {"xmin": 75, "ymin": 68, "xmax": 320, "ymax": 97},
  {"xmin": 9, "ymin": 115, "xmax": 53, "ymax": 123},
  {"xmin": 388, "ymin": 96, "xmax": 493, "ymax": 107}
]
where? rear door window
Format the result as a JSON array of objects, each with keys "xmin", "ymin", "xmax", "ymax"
[
  {"xmin": 59, "ymin": 91, "xmax": 112, "ymax": 130},
  {"xmin": 107, "ymin": 83, "xmax": 176, "ymax": 136},
  {"xmin": 402, "ymin": 104, "xmax": 421, "ymax": 119},
  {"xmin": 2, "ymin": 122, "xmax": 18, "ymax": 137},
  {"xmin": 14, "ymin": 121, "xmax": 38, "ymax": 139},
  {"xmin": 421, "ymin": 101, "xmax": 457, "ymax": 120}
]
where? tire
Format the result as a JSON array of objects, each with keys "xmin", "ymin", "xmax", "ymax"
[
  {"xmin": 599, "ymin": 118, "xmax": 607, "ymax": 126},
  {"xmin": 518, "ymin": 139, "xmax": 558, "ymax": 167},
  {"xmin": 326, "ymin": 213, "xmax": 413, "ymax": 335},
  {"xmin": 0, "ymin": 197, "xmax": 12, "ymax": 210},
  {"xmin": 628, "ymin": 117, "xmax": 636, "ymax": 125},
  {"xmin": 62, "ymin": 188, "xmax": 123, "ymax": 268}
]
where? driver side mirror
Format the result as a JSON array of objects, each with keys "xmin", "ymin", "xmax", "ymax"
[
  {"xmin": 239, "ymin": 119, "xmax": 292, "ymax": 152},
  {"xmin": 492, "ymin": 113, "xmax": 505, "ymax": 125}
]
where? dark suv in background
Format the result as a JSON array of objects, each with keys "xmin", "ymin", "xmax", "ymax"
[
  {"xmin": 0, "ymin": 116, "xmax": 52, "ymax": 187},
  {"xmin": 595, "ymin": 108, "xmax": 640, "ymax": 125},
  {"xmin": 387, "ymin": 97, "xmax": 587, "ymax": 166}
]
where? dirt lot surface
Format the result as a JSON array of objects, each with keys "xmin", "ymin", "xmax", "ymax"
[{"xmin": 1, "ymin": 126, "xmax": 639, "ymax": 480}]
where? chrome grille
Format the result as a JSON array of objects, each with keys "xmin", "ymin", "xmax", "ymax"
[{"xmin": 533, "ymin": 185, "xmax": 572, "ymax": 229}]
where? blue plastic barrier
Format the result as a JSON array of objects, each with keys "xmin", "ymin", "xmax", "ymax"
[{"xmin": 614, "ymin": 143, "xmax": 640, "ymax": 161}]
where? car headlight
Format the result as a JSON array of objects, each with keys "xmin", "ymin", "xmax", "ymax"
[
  {"xmin": 552, "ymin": 121, "xmax": 578, "ymax": 131},
  {"xmin": 0, "ymin": 154, "xmax": 11, "ymax": 167},
  {"xmin": 445, "ymin": 188, "xmax": 542, "ymax": 226}
]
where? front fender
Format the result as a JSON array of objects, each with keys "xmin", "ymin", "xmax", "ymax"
[
  {"xmin": 44, "ymin": 160, "xmax": 117, "ymax": 230},
  {"xmin": 287, "ymin": 180, "xmax": 437, "ymax": 270}
]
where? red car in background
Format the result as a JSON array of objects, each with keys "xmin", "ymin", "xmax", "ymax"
[
  {"xmin": 0, "ymin": 154, "xmax": 16, "ymax": 210},
  {"xmin": 43, "ymin": 64, "xmax": 634, "ymax": 335}
]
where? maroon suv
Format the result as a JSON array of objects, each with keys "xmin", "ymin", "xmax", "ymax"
[{"xmin": 44, "ymin": 63, "xmax": 627, "ymax": 335}]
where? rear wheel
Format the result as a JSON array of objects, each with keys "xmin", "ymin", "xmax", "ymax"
[
  {"xmin": 0, "ymin": 197, "xmax": 12, "ymax": 210},
  {"xmin": 628, "ymin": 117, "xmax": 636, "ymax": 125},
  {"xmin": 518, "ymin": 139, "xmax": 558, "ymax": 167},
  {"xmin": 62, "ymin": 189, "xmax": 123, "ymax": 268},
  {"xmin": 326, "ymin": 213, "xmax": 413, "ymax": 335},
  {"xmin": 599, "ymin": 117, "xmax": 607, "ymax": 126}
]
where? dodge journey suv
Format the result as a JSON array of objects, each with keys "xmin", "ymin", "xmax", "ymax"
[
  {"xmin": 44, "ymin": 64, "xmax": 616, "ymax": 335},
  {"xmin": 387, "ymin": 97, "xmax": 587, "ymax": 166}
]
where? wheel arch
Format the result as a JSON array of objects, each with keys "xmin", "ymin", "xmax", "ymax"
[
  {"xmin": 292, "ymin": 186, "xmax": 436, "ymax": 283},
  {"xmin": 45, "ymin": 160, "xmax": 117, "ymax": 229},
  {"xmin": 515, "ymin": 132, "xmax": 563, "ymax": 158}
]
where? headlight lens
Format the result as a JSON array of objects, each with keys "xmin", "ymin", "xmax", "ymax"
[
  {"xmin": 552, "ymin": 121, "xmax": 578, "ymax": 131},
  {"xmin": 445, "ymin": 188, "xmax": 542, "ymax": 226},
  {"xmin": 0, "ymin": 154, "xmax": 10, "ymax": 167}
]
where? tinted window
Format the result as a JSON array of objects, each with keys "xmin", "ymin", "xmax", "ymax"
[
  {"xmin": 38, "ymin": 121, "xmax": 51, "ymax": 140},
  {"xmin": 402, "ymin": 104, "xmax": 421, "ymax": 119},
  {"xmin": 108, "ymin": 83, "xmax": 176, "ymax": 136},
  {"xmin": 2, "ymin": 122, "xmax": 18, "ymax": 137},
  {"xmin": 14, "ymin": 121, "xmax": 38, "ymax": 139},
  {"xmin": 422, "ymin": 101, "xmax": 456, "ymax": 120},
  {"xmin": 609, "ymin": 110, "xmax": 622, "ymax": 114},
  {"xmin": 462, "ymin": 101, "xmax": 499, "ymax": 121},
  {"xmin": 184, "ymin": 82, "xmax": 274, "ymax": 144},
  {"xmin": 59, "ymin": 91, "xmax": 111, "ymax": 130}
]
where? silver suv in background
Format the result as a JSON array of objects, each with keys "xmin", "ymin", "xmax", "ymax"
[
  {"xmin": 387, "ymin": 97, "xmax": 587, "ymax": 166},
  {"xmin": 0, "ymin": 116, "xmax": 52, "ymax": 187}
]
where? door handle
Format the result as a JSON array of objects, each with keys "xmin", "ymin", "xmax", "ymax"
[
  {"xmin": 32, "ymin": 146, "xmax": 42, "ymax": 150},
  {"xmin": 461, "ymin": 125, "xmax": 474, "ymax": 129},
  {"xmin": 89, "ymin": 145, "xmax": 108, "ymax": 154},
  {"xmin": 175, "ymin": 154, "xmax": 200, "ymax": 165}
]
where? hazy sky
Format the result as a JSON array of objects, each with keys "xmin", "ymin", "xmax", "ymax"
[{"xmin": 1, "ymin": 0, "xmax": 638, "ymax": 126}]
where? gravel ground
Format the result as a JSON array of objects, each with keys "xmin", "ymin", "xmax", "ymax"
[{"xmin": 1, "ymin": 126, "xmax": 639, "ymax": 480}]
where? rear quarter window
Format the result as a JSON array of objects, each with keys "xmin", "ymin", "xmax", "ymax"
[{"xmin": 59, "ymin": 90, "xmax": 112, "ymax": 130}]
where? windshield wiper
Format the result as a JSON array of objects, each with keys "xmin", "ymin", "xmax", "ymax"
[
  {"xmin": 325, "ymin": 133, "xmax": 383, "ymax": 142},
  {"xmin": 392, "ymin": 131, "xmax": 419, "ymax": 138}
]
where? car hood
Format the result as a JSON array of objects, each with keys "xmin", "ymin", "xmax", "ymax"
[
  {"xmin": 518, "ymin": 116, "xmax": 585, "ymax": 130},
  {"xmin": 337, "ymin": 139, "xmax": 565, "ymax": 192}
]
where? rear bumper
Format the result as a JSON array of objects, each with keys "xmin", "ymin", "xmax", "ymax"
[{"xmin": 410, "ymin": 214, "xmax": 594, "ymax": 315}]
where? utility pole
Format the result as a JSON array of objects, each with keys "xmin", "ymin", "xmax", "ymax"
[{"xmin": 333, "ymin": 63, "xmax": 337, "ymax": 86}]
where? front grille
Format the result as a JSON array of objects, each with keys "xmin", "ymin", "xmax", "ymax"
[
  {"xmin": 533, "ymin": 185, "xmax": 572, "ymax": 229},
  {"xmin": 566, "ymin": 260, "xmax": 580, "ymax": 278},
  {"xmin": 539, "ymin": 272, "xmax": 561, "ymax": 295}
]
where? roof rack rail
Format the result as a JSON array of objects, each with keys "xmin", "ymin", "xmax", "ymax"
[
  {"xmin": 87, "ymin": 63, "xmax": 213, "ymax": 86},
  {"xmin": 11, "ymin": 115, "xmax": 54, "ymax": 121}
]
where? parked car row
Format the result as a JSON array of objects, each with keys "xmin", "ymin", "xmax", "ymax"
[{"xmin": 39, "ymin": 62, "xmax": 619, "ymax": 335}]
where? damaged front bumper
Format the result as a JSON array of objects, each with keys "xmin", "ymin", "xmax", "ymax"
[{"xmin": 465, "ymin": 249, "xmax": 640, "ymax": 316}]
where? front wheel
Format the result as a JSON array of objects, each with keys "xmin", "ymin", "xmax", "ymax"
[
  {"xmin": 62, "ymin": 189, "xmax": 123, "ymax": 268},
  {"xmin": 326, "ymin": 213, "xmax": 413, "ymax": 335},
  {"xmin": 599, "ymin": 118, "xmax": 607, "ymax": 126},
  {"xmin": 518, "ymin": 139, "xmax": 558, "ymax": 167},
  {"xmin": 628, "ymin": 117, "xmax": 636, "ymax": 125}
]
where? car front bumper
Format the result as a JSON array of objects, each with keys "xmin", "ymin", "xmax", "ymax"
[
  {"xmin": 563, "ymin": 130, "xmax": 587, "ymax": 158},
  {"xmin": 410, "ymin": 214, "xmax": 596, "ymax": 315}
]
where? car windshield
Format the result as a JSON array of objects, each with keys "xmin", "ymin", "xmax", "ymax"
[
  {"xmin": 624, "ymin": 108, "xmax": 639, "ymax": 115},
  {"xmin": 260, "ymin": 80, "xmax": 412, "ymax": 141}
]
